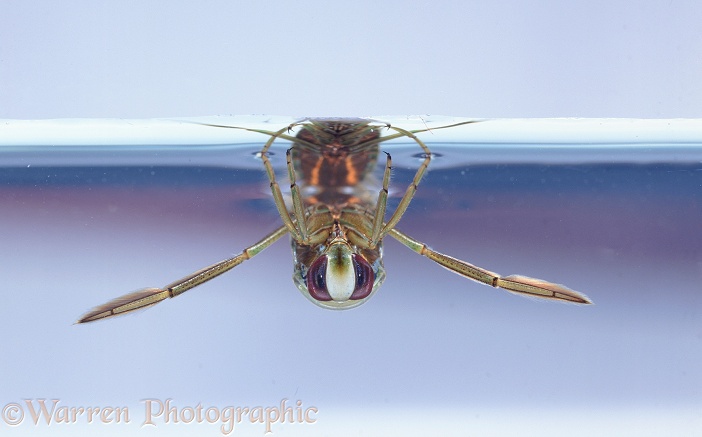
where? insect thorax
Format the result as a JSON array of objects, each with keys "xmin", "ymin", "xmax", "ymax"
[
  {"xmin": 291, "ymin": 119, "xmax": 382, "ymax": 190},
  {"xmin": 292, "ymin": 204, "xmax": 384, "ymax": 282}
]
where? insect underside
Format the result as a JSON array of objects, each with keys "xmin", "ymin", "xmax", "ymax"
[{"xmin": 77, "ymin": 118, "xmax": 591, "ymax": 323}]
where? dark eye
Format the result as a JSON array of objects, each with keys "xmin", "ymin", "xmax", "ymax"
[
  {"xmin": 306, "ymin": 256, "xmax": 332, "ymax": 301},
  {"xmin": 350, "ymin": 255, "xmax": 374, "ymax": 300}
]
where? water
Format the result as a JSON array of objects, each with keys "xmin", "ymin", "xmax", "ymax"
[{"xmin": 0, "ymin": 117, "xmax": 700, "ymax": 436}]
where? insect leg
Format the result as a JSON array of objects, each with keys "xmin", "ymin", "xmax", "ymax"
[
  {"xmin": 370, "ymin": 151, "xmax": 392, "ymax": 245},
  {"xmin": 286, "ymin": 148, "xmax": 309, "ymax": 242},
  {"xmin": 256, "ymin": 125, "xmax": 309, "ymax": 242},
  {"xmin": 388, "ymin": 228, "xmax": 591, "ymax": 304},
  {"xmin": 371, "ymin": 126, "xmax": 432, "ymax": 245},
  {"xmin": 76, "ymin": 225, "xmax": 289, "ymax": 323},
  {"xmin": 196, "ymin": 121, "xmax": 310, "ymax": 243}
]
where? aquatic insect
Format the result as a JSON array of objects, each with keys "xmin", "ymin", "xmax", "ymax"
[{"xmin": 77, "ymin": 118, "xmax": 591, "ymax": 323}]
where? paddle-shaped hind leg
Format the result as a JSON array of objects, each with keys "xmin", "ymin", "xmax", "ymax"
[
  {"xmin": 389, "ymin": 228, "xmax": 591, "ymax": 304},
  {"xmin": 77, "ymin": 225, "xmax": 288, "ymax": 323}
]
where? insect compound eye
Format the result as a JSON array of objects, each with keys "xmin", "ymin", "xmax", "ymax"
[
  {"xmin": 306, "ymin": 256, "xmax": 332, "ymax": 301},
  {"xmin": 349, "ymin": 254, "xmax": 374, "ymax": 300}
]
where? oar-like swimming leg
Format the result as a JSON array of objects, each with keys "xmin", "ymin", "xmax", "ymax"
[
  {"xmin": 389, "ymin": 228, "xmax": 591, "ymax": 304},
  {"xmin": 77, "ymin": 225, "xmax": 288, "ymax": 323}
]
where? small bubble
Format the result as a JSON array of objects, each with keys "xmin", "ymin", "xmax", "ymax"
[
  {"xmin": 253, "ymin": 151, "xmax": 276, "ymax": 160},
  {"xmin": 411, "ymin": 152, "xmax": 442, "ymax": 160}
]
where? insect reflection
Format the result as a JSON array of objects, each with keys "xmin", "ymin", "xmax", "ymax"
[{"xmin": 77, "ymin": 118, "xmax": 590, "ymax": 323}]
